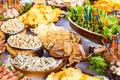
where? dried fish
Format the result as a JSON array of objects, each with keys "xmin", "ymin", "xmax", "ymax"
[{"xmin": 10, "ymin": 54, "xmax": 63, "ymax": 71}]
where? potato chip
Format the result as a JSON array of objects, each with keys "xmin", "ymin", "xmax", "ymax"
[
  {"xmin": 18, "ymin": 5, "xmax": 63, "ymax": 28},
  {"xmin": 93, "ymin": 0, "xmax": 120, "ymax": 13},
  {"xmin": 46, "ymin": 68, "xmax": 103, "ymax": 80}
]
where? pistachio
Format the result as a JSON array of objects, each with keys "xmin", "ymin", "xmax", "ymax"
[
  {"xmin": 1, "ymin": 18, "xmax": 24, "ymax": 34},
  {"xmin": 8, "ymin": 34, "xmax": 42, "ymax": 49}
]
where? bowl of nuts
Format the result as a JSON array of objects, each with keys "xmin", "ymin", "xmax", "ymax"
[
  {"xmin": 0, "ymin": 18, "xmax": 25, "ymax": 39},
  {"xmin": 7, "ymin": 34, "xmax": 43, "ymax": 57},
  {"xmin": 10, "ymin": 54, "xmax": 66, "ymax": 78}
]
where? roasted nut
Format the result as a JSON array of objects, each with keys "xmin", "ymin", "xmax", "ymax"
[
  {"xmin": 1, "ymin": 18, "xmax": 24, "ymax": 34},
  {"xmin": 7, "ymin": 34, "xmax": 42, "ymax": 49}
]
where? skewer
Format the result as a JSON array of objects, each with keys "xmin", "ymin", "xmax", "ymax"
[
  {"xmin": 7, "ymin": 0, "xmax": 9, "ymax": 8},
  {"xmin": 2, "ymin": 0, "xmax": 4, "ymax": 9},
  {"xmin": 101, "ymin": 39, "xmax": 112, "ymax": 55}
]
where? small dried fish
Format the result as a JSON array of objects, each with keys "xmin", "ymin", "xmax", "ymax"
[{"xmin": 10, "ymin": 54, "xmax": 63, "ymax": 71}]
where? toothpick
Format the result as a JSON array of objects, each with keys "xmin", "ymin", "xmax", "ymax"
[{"xmin": 101, "ymin": 39, "xmax": 112, "ymax": 55}]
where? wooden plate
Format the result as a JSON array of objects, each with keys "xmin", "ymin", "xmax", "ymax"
[
  {"xmin": 0, "ymin": 52, "xmax": 5, "ymax": 59},
  {"xmin": 68, "ymin": 17, "xmax": 103, "ymax": 44},
  {"xmin": 6, "ymin": 43, "xmax": 43, "ymax": 57},
  {"xmin": 11, "ymin": 59, "xmax": 66, "ymax": 78}
]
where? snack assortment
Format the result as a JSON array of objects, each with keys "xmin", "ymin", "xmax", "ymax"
[
  {"xmin": 10, "ymin": 54, "xmax": 63, "ymax": 71},
  {"xmin": 33, "ymin": 24, "xmax": 87, "ymax": 66},
  {"xmin": 1, "ymin": 0, "xmax": 120, "ymax": 80},
  {"xmin": 7, "ymin": 34, "xmax": 41, "ymax": 49},
  {"xmin": 1, "ymin": 18, "xmax": 24, "ymax": 34},
  {"xmin": 0, "ymin": 62, "xmax": 28, "ymax": 80}
]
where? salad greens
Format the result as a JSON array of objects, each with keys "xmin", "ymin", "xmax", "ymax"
[
  {"xmin": 66, "ymin": 0, "xmax": 120, "ymax": 40},
  {"xmin": 0, "ymin": 15, "xmax": 4, "ymax": 20},
  {"xmin": 0, "ymin": 62, "xmax": 3, "ymax": 66},
  {"xmin": 89, "ymin": 55, "xmax": 108, "ymax": 74},
  {"xmin": 19, "ymin": 3, "xmax": 32, "ymax": 15},
  {"xmin": 8, "ymin": 65, "xmax": 12, "ymax": 70},
  {"xmin": 19, "ymin": 74, "xmax": 26, "ymax": 80}
]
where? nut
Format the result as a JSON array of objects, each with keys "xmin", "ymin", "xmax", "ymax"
[
  {"xmin": 1, "ymin": 18, "xmax": 24, "ymax": 34},
  {"xmin": 8, "ymin": 34, "xmax": 42, "ymax": 49}
]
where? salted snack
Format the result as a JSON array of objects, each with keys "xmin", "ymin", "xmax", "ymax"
[
  {"xmin": 18, "ymin": 5, "xmax": 63, "ymax": 27},
  {"xmin": 1, "ymin": 18, "xmax": 24, "ymax": 34},
  {"xmin": 7, "ymin": 34, "xmax": 42, "ymax": 49},
  {"xmin": 10, "ymin": 54, "xmax": 63, "ymax": 71},
  {"xmin": 93, "ymin": 0, "xmax": 120, "ymax": 13},
  {"xmin": 0, "ymin": 62, "xmax": 28, "ymax": 80},
  {"xmin": 46, "ymin": 68, "xmax": 103, "ymax": 80}
]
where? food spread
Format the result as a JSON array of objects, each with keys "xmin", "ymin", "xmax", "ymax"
[
  {"xmin": 1, "ymin": 0, "xmax": 120, "ymax": 80},
  {"xmin": 33, "ymin": 24, "xmax": 87, "ymax": 66}
]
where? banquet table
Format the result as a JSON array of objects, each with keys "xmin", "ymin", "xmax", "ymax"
[{"xmin": 0, "ymin": 17, "xmax": 106, "ymax": 80}]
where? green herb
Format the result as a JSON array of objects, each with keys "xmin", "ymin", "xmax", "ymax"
[
  {"xmin": 18, "ymin": 3, "xmax": 32, "ymax": 15},
  {"xmin": 23, "ymin": 3, "xmax": 31, "ymax": 12},
  {"xmin": 8, "ymin": 66, "xmax": 12, "ymax": 70},
  {"xmin": 19, "ymin": 9, "xmax": 24, "ymax": 15},
  {"xmin": 19, "ymin": 74, "xmax": 25, "ymax": 80},
  {"xmin": 102, "ymin": 15, "xmax": 120, "ymax": 39},
  {"xmin": 0, "ymin": 15, "xmax": 4, "ymax": 19},
  {"xmin": 89, "ymin": 56, "xmax": 108, "ymax": 74},
  {"xmin": 85, "ymin": 0, "xmax": 90, "ymax": 5},
  {"xmin": 0, "ymin": 62, "xmax": 3, "ymax": 67},
  {"xmin": 51, "ymin": 5, "xmax": 56, "ymax": 9}
]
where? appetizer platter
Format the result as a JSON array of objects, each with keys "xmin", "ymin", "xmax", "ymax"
[
  {"xmin": 0, "ymin": 0, "xmax": 32, "ymax": 20},
  {"xmin": 1, "ymin": 0, "xmax": 120, "ymax": 80}
]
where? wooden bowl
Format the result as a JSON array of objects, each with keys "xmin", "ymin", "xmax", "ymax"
[
  {"xmin": 11, "ymin": 59, "xmax": 66, "ymax": 78},
  {"xmin": 0, "ymin": 20, "xmax": 26, "ymax": 39},
  {"xmin": 0, "ymin": 28, "xmax": 26, "ymax": 40},
  {"xmin": 68, "ymin": 17, "xmax": 103, "ymax": 44},
  {"xmin": 6, "ymin": 43, "xmax": 43, "ymax": 57},
  {"xmin": 0, "ymin": 52, "xmax": 5, "ymax": 59}
]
